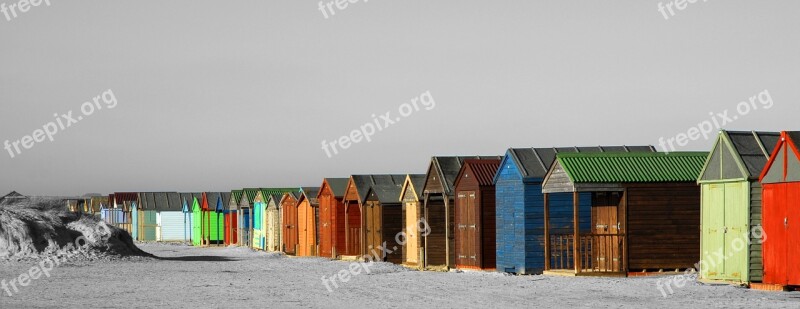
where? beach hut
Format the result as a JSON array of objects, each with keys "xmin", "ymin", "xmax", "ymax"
[
  {"xmin": 400, "ymin": 174, "xmax": 428, "ymax": 268},
  {"xmin": 541, "ymin": 152, "xmax": 706, "ymax": 276},
  {"xmin": 253, "ymin": 191, "xmax": 270, "ymax": 250},
  {"xmin": 202, "ymin": 192, "xmax": 226, "ymax": 246},
  {"xmin": 363, "ymin": 175, "xmax": 413, "ymax": 263},
  {"xmin": 281, "ymin": 192, "xmax": 301, "ymax": 254},
  {"xmin": 759, "ymin": 131, "xmax": 800, "ymax": 287},
  {"xmin": 297, "ymin": 187, "xmax": 321, "ymax": 257},
  {"xmin": 191, "ymin": 195, "xmax": 205, "ymax": 247},
  {"xmin": 342, "ymin": 177, "xmax": 370, "ymax": 257},
  {"xmin": 697, "ymin": 131, "xmax": 779, "ymax": 284},
  {"xmin": 454, "ymin": 159, "xmax": 501, "ymax": 270},
  {"xmin": 494, "ymin": 146, "xmax": 655, "ymax": 275},
  {"xmin": 253, "ymin": 188, "xmax": 301, "ymax": 250},
  {"xmin": 266, "ymin": 194, "xmax": 284, "ymax": 252},
  {"xmin": 180, "ymin": 193, "xmax": 197, "ymax": 243},
  {"xmin": 134, "ymin": 193, "xmax": 159, "ymax": 241},
  {"xmin": 317, "ymin": 178, "xmax": 349, "ymax": 259},
  {"xmin": 224, "ymin": 190, "xmax": 241, "ymax": 246},
  {"xmin": 110, "ymin": 192, "xmax": 138, "ymax": 234},
  {"xmin": 158, "ymin": 192, "xmax": 185, "ymax": 242},
  {"xmin": 238, "ymin": 188, "xmax": 259, "ymax": 247},
  {"xmin": 421, "ymin": 156, "xmax": 501, "ymax": 269}
]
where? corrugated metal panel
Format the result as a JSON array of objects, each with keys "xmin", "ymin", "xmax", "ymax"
[
  {"xmin": 159, "ymin": 211, "xmax": 184, "ymax": 241},
  {"xmin": 558, "ymin": 152, "xmax": 707, "ymax": 183},
  {"xmin": 463, "ymin": 159, "xmax": 501, "ymax": 186}
]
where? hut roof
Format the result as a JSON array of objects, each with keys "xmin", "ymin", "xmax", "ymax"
[
  {"xmin": 425, "ymin": 156, "xmax": 502, "ymax": 196},
  {"xmin": 500, "ymin": 146, "xmax": 656, "ymax": 181},
  {"xmin": 557, "ymin": 152, "xmax": 708, "ymax": 183}
]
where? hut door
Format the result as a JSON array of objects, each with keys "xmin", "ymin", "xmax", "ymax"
[
  {"xmin": 592, "ymin": 192, "xmax": 622, "ymax": 272},
  {"xmin": 405, "ymin": 202, "xmax": 419, "ymax": 265},
  {"xmin": 320, "ymin": 196, "xmax": 332, "ymax": 258},
  {"xmin": 723, "ymin": 183, "xmax": 748, "ymax": 280},
  {"xmin": 365, "ymin": 202, "xmax": 383, "ymax": 260},
  {"xmin": 764, "ymin": 184, "xmax": 789, "ymax": 285},
  {"xmin": 285, "ymin": 207, "xmax": 297, "ymax": 254},
  {"xmin": 788, "ymin": 185, "xmax": 800, "ymax": 285},
  {"xmin": 456, "ymin": 192, "xmax": 477, "ymax": 268}
]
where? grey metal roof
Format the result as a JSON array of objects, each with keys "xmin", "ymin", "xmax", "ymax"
[
  {"xmin": 366, "ymin": 174, "xmax": 413, "ymax": 204},
  {"xmin": 205, "ymin": 192, "xmax": 222, "ymax": 209},
  {"xmin": 506, "ymin": 146, "xmax": 656, "ymax": 179},
  {"xmin": 427, "ymin": 156, "xmax": 502, "ymax": 196},
  {"xmin": 166, "ymin": 193, "xmax": 182, "ymax": 211},
  {"xmin": 352, "ymin": 174, "xmax": 407, "ymax": 204},
  {"xmin": 220, "ymin": 192, "xmax": 231, "ymax": 209},
  {"xmin": 138, "ymin": 192, "xmax": 179, "ymax": 211},
  {"xmin": 727, "ymin": 131, "xmax": 780, "ymax": 178},
  {"xmin": 325, "ymin": 178, "xmax": 350, "ymax": 197},
  {"xmin": 408, "ymin": 174, "xmax": 427, "ymax": 200}
]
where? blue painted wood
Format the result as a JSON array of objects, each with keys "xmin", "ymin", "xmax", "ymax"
[{"xmin": 495, "ymin": 152, "xmax": 592, "ymax": 275}]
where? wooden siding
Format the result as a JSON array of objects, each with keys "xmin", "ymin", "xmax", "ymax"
[
  {"xmin": 496, "ymin": 160, "xmax": 593, "ymax": 274},
  {"xmin": 297, "ymin": 199, "xmax": 316, "ymax": 257},
  {"xmin": 423, "ymin": 196, "xmax": 448, "ymax": 267},
  {"xmin": 282, "ymin": 197, "xmax": 299, "ymax": 255},
  {"xmin": 319, "ymin": 185, "xmax": 347, "ymax": 258},
  {"xmin": 626, "ymin": 183, "xmax": 700, "ymax": 271},
  {"xmin": 749, "ymin": 181, "xmax": 763, "ymax": 282}
]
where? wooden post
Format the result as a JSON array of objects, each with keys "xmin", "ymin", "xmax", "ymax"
[
  {"xmin": 444, "ymin": 194, "xmax": 451, "ymax": 269},
  {"xmin": 344, "ymin": 203, "xmax": 349, "ymax": 256},
  {"xmin": 573, "ymin": 191, "xmax": 581, "ymax": 274},
  {"xmin": 544, "ymin": 193, "xmax": 551, "ymax": 271},
  {"xmin": 621, "ymin": 190, "xmax": 628, "ymax": 273}
]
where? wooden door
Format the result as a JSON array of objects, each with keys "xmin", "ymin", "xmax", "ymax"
[
  {"xmin": 723, "ymin": 182, "xmax": 748, "ymax": 280},
  {"xmin": 592, "ymin": 192, "xmax": 622, "ymax": 272},
  {"xmin": 365, "ymin": 202, "xmax": 383, "ymax": 260},
  {"xmin": 284, "ymin": 206, "xmax": 298, "ymax": 254},
  {"xmin": 763, "ymin": 184, "xmax": 788, "ymax": 285},
  {"xmin": 298, "ymin": 203, "xmax": 308, "ymax": 256},
  {"xmin": 788, "ymin": 185, "xmax": 800, "ymax": 285},
  {"xmin": 320, "ymin": 196, "xmax": 332, "ymax": 258},
  {"xmin": 405, "ymin": 202, "xmax": 419, "ymax": 265},
  {"xmin": 456, "ymin": 192, "xmax": 477, "ymax": 268},
  {"xmin": 703, "ymin": 184, "xmax": 726, "ymax": 279}
]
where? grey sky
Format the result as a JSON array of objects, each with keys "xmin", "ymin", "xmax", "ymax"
[{"xmin": 1, "ymin": 1, "xmax": 798, "ymax": 196}]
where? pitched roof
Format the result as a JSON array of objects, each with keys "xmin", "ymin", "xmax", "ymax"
[
  {"xmin": 349, "ymin": 175, "xmax": 407, "ymax": 204},
  {"xmin": 400, "ymin": 174, "xmax": 427, "ymax": 201},
  {"xmin": 557, "ymin": 152, "xmax": 708, "ymax": 183},
  {"xmin": 426, "ymin": 156, "xmax": 502, "ymax": 196},
  {"xmin": 138, "ymin": 192, "xmax": 178, "ymax": 211},
  {"xmin": 299, "ymin": 187, "xmax": 321, "ymax": 206},
  {"xmin": 725, "ymin": 131, "xmax": 780, "ymax": 178},
  {"xmin": 324, "ymin": 178, "xmax": 350, "ymax": 198},
  {"xmin": 267, "ymin": 194, "xmax": 283, "ymax": 208},
  {"xmin": 166, "ymin": 193, "xmax": 182, "ymax": 211},
  {"xmin": 759, "ymin": 131, "xmax": 800, "ymax": 183},
  {"xmin": 502, "ymin": 145, "xmax": 656, "ymax": 180},
  {"xmin": 111, "ymin": 192, "xmax": 138, "ymax": 204},
  {"xmin": 242, "ymin": 188, "xmax": 260, "ymax": 205},
  {"xmin": 461, "ymin": 159, "xmax": 502, "ymax": 186},
  {"xmin": 369, "ymin": 174, "xmax": 423, "ymax": 204}
]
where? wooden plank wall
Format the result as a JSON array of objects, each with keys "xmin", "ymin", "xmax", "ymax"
[{"xmin": 626, "ymin": 182, "xmax": 701, "ymax": 271}]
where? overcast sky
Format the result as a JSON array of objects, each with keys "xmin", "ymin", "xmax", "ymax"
[{"xmin": 1, "ymin": 1, "xmax": 798, "ymax": 196}]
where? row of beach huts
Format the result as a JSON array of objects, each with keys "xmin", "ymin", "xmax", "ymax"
[{"xmin": 60, "ymin": 130, "xmax": 800, "ymax": 290}]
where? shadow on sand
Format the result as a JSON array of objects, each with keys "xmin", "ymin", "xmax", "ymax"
[{"xmin": 157, "ymin": 255, "xmax": 239, "ymax": 262}]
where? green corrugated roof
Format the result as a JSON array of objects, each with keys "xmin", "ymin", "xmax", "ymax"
[
  {"xmin": 557, "ymin": 152, "xmax": 708, "ymax": 183},
  {"xmin": 259, "ymin": 188, "xmax": 300, "ymax": 198},
  {"xmin": 242, "ymin": 188, "xmax": 260, "ymax": 204},
  {"xmin": 231, "ymin": 190, "xmax": 243, "ymax": 204}
]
